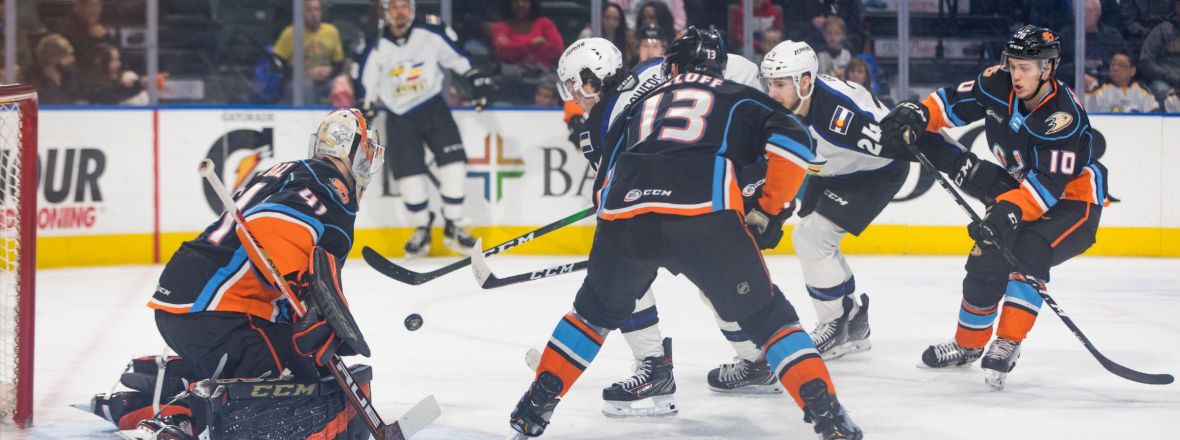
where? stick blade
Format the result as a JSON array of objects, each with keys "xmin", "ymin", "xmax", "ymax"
[
  {"xmin": 363, "ymin": 246, "xmax": 427, "ymax": 285},
  {"xmin": 384, "ymin": 395, "xmax": 441, "ymax": 440},
  {"xmin": 470, "ymin": 239, "xmax": 496, "ymax": 287}
]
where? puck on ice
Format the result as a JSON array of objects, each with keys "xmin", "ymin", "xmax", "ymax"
[{"xmin": 404, "ymin": 313, "xmax": 423, "ymax": 331}]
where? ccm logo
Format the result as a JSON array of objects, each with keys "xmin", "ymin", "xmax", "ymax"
[{"xmin": 624, "ymin": 189, "xmax": 672, "ymax": 202}]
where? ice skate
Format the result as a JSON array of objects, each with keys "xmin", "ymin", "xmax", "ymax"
[
  {"xmin": 981, "ymin": 338, "xmax": 1021, "ymax": 390},
  {"xmin": 601, "ymin": 337, "xmax": 677, "ymax": 417}
]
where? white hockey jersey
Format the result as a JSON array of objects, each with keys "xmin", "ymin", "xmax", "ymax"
[
  {"xmin": 804, "ymin": 75, "xmax": 896, "ymax": 176},
  {"xmin": 359, "ymin": 17, "xmax": 473, "ymax": 115},
  {"xmin": 608, "ymin": 53, "xmax": 765, "ymax": 131}
]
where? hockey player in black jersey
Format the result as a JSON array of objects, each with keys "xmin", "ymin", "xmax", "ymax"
[
  {"xmin": 880, "ymin": 25, "xmax": 1107, "ymax": 390},
  {"xmin": 92, "ymin": 109, "xmax": 383, "ymax": 439},
  {"xmin": 509, "ymin": 28, "xmax": 862, "ymax": 440}
]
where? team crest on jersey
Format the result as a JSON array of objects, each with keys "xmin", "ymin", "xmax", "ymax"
[
  {"xmin": 830, "ymin": 106, "xmax": 854, "ymax": 135},
  {"xmin": 579, "ymin": 131, "xmax": 593, "ymax": 154},
  {"xmin": 1044, "ymin": 112, "xmax": 1073, "ymax": 135},
  {"xmin": 983, "ymin": 65, "xmax": 1002, "ymax": 77},
  {"xmin": 330, "ymin": 178, "xmax": 350, "ymax": 203}
]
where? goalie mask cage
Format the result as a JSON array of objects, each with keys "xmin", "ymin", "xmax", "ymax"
[{"xmin": 0, "ymin": 84, "xmax": 37, "ymax": 428}]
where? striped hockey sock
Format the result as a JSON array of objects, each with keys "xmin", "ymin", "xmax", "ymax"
[
  {"xmin": 536, "ymin": 313, "xmax": 606, "ymax": 397},
  {"xmin": 955, "ymin": 300, "xmax": 998, "ymax": 349},
  {"xmin": 996, "ymin": 274, "xmax": 1046, "ymax": 343},
  {"xmin": 764, "ymin": 326, "xmax": 834, "ymax": 408}
]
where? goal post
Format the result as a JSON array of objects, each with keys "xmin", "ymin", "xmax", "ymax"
[{"xmin": 0, "ymin": 83, "xmax": 37, "ymax": 428}]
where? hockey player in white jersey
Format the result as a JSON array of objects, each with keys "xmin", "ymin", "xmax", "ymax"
[
  {"xmin": 359, "ymin": 0, "xmax": 492, "ymax": 256},
  {"xmin": 555, "ymin": 36, "xmax": 791, "ymax": 416},
  {"xmin": 755, "ymin": 40, "xmax": 902, "ymax": 365}
]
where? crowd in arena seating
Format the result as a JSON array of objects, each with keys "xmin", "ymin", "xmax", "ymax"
[{"xmin": 5, "ymin": 0, "xmax": 1180, "ymax": 113}]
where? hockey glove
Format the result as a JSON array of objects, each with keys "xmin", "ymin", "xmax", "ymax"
[
  {"xmin": 567, "ymin": 115, "xmax": 585, "ymax": 148},
  {"xmin": 745, "ymin": 203, "xmax": 794, "ymax": 250},
  {"xmin": 951, "ymin": 152, "xmax": 1019, "ymax": 204},
  {"xmin": 360, "ymin": 101, "xmax": 379, "ymax": 123},
  {"xmin": 968, "ymin": 200, "xmax": 1021, "ymax": 248},
  {"xmin": 880, "ymin": 99, "xmax": 930, "ymax": 149},
  {"xmin": 468, "ymin": 73, "xmax": 495, "ymax": 112},
  {"xmin": 293, "ymin": 307, "xmax": 359, "ymax": 366}
]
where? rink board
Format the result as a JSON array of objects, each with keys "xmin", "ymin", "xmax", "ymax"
[{"xmin": 27, "ymin": 107, "xmax": 1180, "ymax": 267}]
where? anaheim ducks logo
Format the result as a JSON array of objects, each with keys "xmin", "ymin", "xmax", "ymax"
[
  {"xmin": 330, "ymin": 178, "xmax": 350, "ymax": 204},
  {"xmin": 983, "ymin": 65, "xmax": 1002, "ymax": 77},
  {"xmin": 1044, "ymin": 112, "xmax": 1073, "ymax": 135}
]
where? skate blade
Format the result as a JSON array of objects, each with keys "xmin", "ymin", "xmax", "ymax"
[
  {"xmin": 707, "ymin": 383, "xmax": 784, "ymax": 395},
  {"xmin": 443, "ymin": 238, "xmax": 476, "ymax": 255},
  {"xmin": 601, "ymin": 395, "xmax": 678, "ymax": 418},
  {"xmin": 506, "ymin": 432, "xmax": 531, "ymax": 440},
  {"xmin": 984, "ymin": 368, "xmax": 1008, "ymax": 391},
  {"xmin": 821, "ymin": 339, "xmax": 872, "ymax": 361}
]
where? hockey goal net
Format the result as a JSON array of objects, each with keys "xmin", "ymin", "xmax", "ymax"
[{"xmin": 0, "ymin": 84, "xmax": 37, "ymax": 428}]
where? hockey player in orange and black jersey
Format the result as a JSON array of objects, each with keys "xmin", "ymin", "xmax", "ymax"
[
  {"xmin": 879, "ymin": 25, "xmax": 1108, "ymax": 390},
  {"xmin": 509, "ymin": 27, "xmax": 862, "ymax": 440},
  {"xmin": 115, "ymin": 109, "xmax": 385, "ymax": 438}
]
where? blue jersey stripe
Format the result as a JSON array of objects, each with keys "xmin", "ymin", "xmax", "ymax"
[
  {"xmin": 191, "ymin": 247, "xmax": 249, "ymax": 312},
  {"xmin": 1024, "ymin": 170, "xmax": 1059, "ymax": 208}
]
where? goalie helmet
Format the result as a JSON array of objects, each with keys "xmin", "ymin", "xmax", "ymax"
[
  {"xmin": 760, "ymin": 40, "xmax": 818, "ymax": 101},
  {"xmin": 555, "ymin": 37, "xmax": 623, "ymax": 102},
  {"xmin": 309, "ymin": 108, "xmax": 385, "ymax": 194}
]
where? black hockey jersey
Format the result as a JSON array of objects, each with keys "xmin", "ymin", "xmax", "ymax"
[
  {"xmin": 596, "ymin": 72, "xmax": 820, "ymax": 220},
  {"xmin": 921, "ymin": 65, "xmax": 1107, "ymax": 221},
  {"xmin": 149, "ymin": 159, "xmax": 358, "ymax": 322}
]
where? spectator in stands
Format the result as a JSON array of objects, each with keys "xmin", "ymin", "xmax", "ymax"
[
  {"xmin": 534, "ymin": 78, "xmax": 560, "ymax": 107},
  {"xmin": 1139, "ymin": 0, "xmax": 1180, "ymax": 101},
  {"xmin": 1085, "ymin": 52, "xmax": 1159, "ymax": 113},
  {"xmin": 1163, "ymin": 89, "xmax": 1180, "ymax": 112},
  {"xmin": 273, "ymin": 0, "xmax": 344, "ymax": 105},
  {"xmin": 1123, "ymin": 0, "xmax": 1172, "ymax": 49},
  {"xmin": 634, "ymin": 1, "xmax": 678, "ymax": 45},
  {"xmin": 1060, "ymin": 0, "xmax": 1130, "ymax": 89},
  {"xmin": 30, "ymin": 34, "xmax": 83, "ymax": 105},
  {"xmin": 729, "ymin": 0, "xmax": 784, "ymax": 53},
  {"xmin": 612, "ymin": 0, "xmax": 686, "ymax": 33},
  {"xmin": 783, "ymin": 0, "xmax": 866, "ymax": 54},
  {"xmin": 636, "ymin": 24, "xmax": 668, "ymax": 64},
  {"xmin": 82, "ymin": 43, "xmax": 148, "ymax": 105},
  {"xmin": 844, "ymin": 56, "xmax": 872, "ymax": 89},
  {"xmin": 758, "ymin": 28, "xmax": 785, "ymax": 62},
  {"xmin": 491, "ymin": 0, "xmax": 564, "ymax": 70},
  {"xmin": 817, "ymin": 17, "xmax": 852, "ymax": 77},
  {"xmin": 579, "ymin": 3, "xmax": 635, "ymax": 65},
  {"xmin": 46, "ymin": 0, "xmax": 112, "ymax": 68}
]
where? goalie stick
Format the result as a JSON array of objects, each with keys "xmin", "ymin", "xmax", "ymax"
[
  {"xmin": 469, "ymin": 239, "xmax": 587, "ymax": 289},
  {"xmin": 199, "ymin": 159, "xmax": 442, "ymax": 439},
  {"xmin": 363, "ymin": 206, "xmax": 595, "ymax": 285},
  {"xmin": 900, "ymin": 132, "xmax": 1174, "ymax": 385}
]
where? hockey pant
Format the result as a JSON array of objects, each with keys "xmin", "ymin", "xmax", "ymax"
[
  {"xmin": 384, "ymin": 96, "xmax": 468, "ymax": 225},
  {"xmin": 535, "ymin": 211, "xmax": 838, "ymax": 408},
  {"xmin": 955, "ymin": 200, "xmax": 1101, "ymax": 349}
]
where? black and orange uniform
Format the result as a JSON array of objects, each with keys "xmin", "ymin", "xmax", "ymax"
[
  {"xmin": 533, "ymin": 71, "xmax": 841, "ymax": 410},
  {"xmin": 920, "ymin": 64, "xmax": 1107, "ymax": 349},
  {"xmin": 149, "ymin": 158, "xmax": 359, "ymax": 381}
]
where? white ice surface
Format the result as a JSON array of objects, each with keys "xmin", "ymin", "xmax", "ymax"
[{"xmin": 3, "ymin": 255, "xmax": 1178, "ymax": 439}]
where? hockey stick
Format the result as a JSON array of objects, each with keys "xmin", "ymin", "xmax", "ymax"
[
  {"xmin": 363, "ymin": 206, "xmax": 595, "ymax": 285},
  {"xmin": 199, "ymin": 159, "xmax": 442, "ymax": 439},
  {"xmin": 469, "ymin": 238, "xmax": 587, "ymax": 289},
  {"xmin": 900, "ymin": 134, "xmax": 1174, "ymax": 385}
]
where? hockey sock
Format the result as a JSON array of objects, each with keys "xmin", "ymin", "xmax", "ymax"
[
  {"xmin": 996, "ymin": 273, "xmax": 1045, "ymax": 343},
  {"xmin": 764, "ymin": 326, "xmax": 833, "ymax": 408},
  {"xmin": 537, "ymin": 313, "xmax": 607, "ymax": 397},
  {"xmin": 620, "ymin": 291, "xmax": 664, "ymax": 359},
  {"xmin": 699, "ymin": 290, "xmax": 762, "ymax": 361},
  {"xmin": 437, "ymin": 163, "xmax": 466, "ymax": 221},
  {"xmin": 398, "ymin": 175, "xmax": 432, "ymax": 226},
  {"xmin": 807, "ymin": 276, "xmax": 856, "ymax": 324},
  {"xmin": 955, "ymin": 300, "xmax": 998, "ymax": 349}
]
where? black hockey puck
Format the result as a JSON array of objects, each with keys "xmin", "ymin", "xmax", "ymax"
[{"xmin": 404, "ymin": 313, "xmax": 423, "ymax": 331}]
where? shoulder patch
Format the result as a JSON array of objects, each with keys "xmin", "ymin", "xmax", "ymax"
[
  {"xmin": 983, "ymin": 65, "xmax": 1002, "ymax": 77},
  {"xmin": 829, "ymin": 105, "xmax": 854, "ymax": 135},
  {"xmin": 330, "ymin": 178, "xmax": 351, "ymax": 204},
  {"xmin": 1044, "ymin": 112, "xmax": 1073, "ymax": 135},
  {"xmin": 425, "ymin": 14, "xmax": 441, "ymax": 25}
]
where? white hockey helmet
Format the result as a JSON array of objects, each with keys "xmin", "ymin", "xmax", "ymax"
[
  {"xmin": 309, "ymin": 108, "xmax": 385, "ymax": 195},
  {"xmin": 760, "ymin": 40, "xmax": 818, "ymax": 101},
  {"xmin": 555, "ymin": 37, "xmax": 623, "ymax": 102}
]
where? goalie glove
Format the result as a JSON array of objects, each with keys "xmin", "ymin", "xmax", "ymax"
[
  {"xmin": 292, "ymin": 247, "xmax": 370, "ymax": 366},
  {"xmin": 745, "ymin": 203, "xmax": 795, "ymax": 250},
  {"xmin": 951, "ymin": 152, "xmax": 1019, "ymax": 204}
]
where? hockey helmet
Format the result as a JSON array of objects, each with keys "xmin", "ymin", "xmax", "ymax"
[
  {"xmin": 309, "ymin": 108, "xmax": 385, "ymax": 195},
  {"xmin": 760, "ymin": 40, "xmax": 818, "ymax": 101},
  {"xmin": 555, "ymin": 37, "xmax": 624, "ymax": 102},
  {"xmin": 663, "ymin": 26, "xmax": 728, "ymax": 77},
  {"xmin": 1002, "ymin": 25, "xmax": 1061, "ymax": 74}
]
